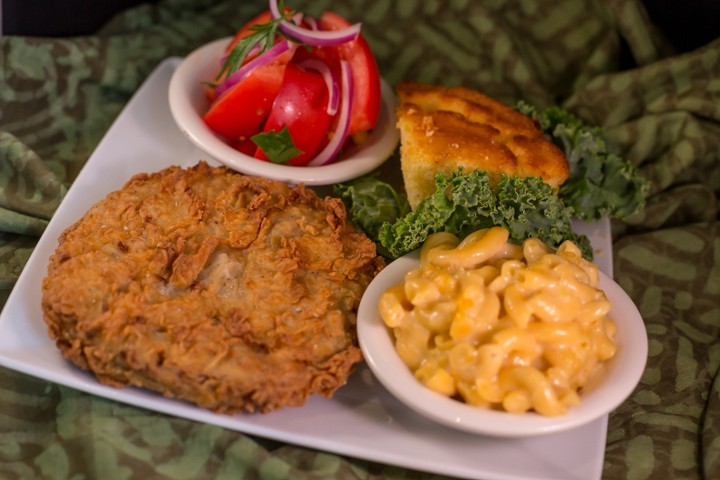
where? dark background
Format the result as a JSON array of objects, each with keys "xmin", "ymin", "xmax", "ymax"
[
  {"xmin": 1, "ymin": 0, "xmax": 719, "ymax": 54},
  {"xmin": 1, "ymin": 0, "xmax": 159, "ymax": 37}
]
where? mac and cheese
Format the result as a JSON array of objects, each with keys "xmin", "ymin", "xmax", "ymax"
[{"xmin": 379, "ymin": 227, "xmax": 616, "ymax": 416}]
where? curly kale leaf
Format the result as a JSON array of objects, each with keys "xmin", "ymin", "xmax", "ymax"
[
  {"xmin": 334, "ymin": 176, "xmax": 410, "ymax": 256},
  {"xmin": 377, "ymin": 170, "xmax": 592, "ymax": 259},
  {"xmin": 516, "ymin": 102, "xmax": 650, "ymax": 221}
]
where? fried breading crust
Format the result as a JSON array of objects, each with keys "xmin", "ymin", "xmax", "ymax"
[
  {"xmin": 41, "ymin": 162, "xmax": 384, "ymax": 414},
  {"xmin": 396, "ymin": 82, "xmax": 569, "ymax": 208}
]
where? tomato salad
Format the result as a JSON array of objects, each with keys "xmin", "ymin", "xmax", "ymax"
[{"xmin": 203, "ymin": 0, "xmax": 381, "ymax": 167}]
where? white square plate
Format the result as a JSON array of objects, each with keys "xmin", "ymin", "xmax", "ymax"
[{"xmin": 0, "ymin": 58, "xmax": 615, "ymax": 480}]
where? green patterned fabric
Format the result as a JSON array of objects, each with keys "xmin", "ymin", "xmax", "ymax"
[{"xmin": 1, "ymin": 0, "xmax": 718, "ymax": 478}]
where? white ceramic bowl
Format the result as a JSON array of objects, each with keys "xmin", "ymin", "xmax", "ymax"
[
  {"xmin": 168, "ymin": 37, "xmax": 399, "ymax": 185},
  {"xmin": 357, "ymin": 251, "xmax": 648, "ymax": 437}
]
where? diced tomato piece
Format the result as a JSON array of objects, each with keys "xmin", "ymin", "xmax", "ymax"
[
  {"xmin": 203, "ymin": 61, "xmax": 285, "ymax": 142},
  {"xmin": 319, "ymin": 11, "xmax": 381, "ymax": 136},
  {"xmin": 254, "ymin": 63, "xmax": 334, "ymax": 166},
  {"xmin": 230, "ymin": 137, "xmax": 257, "ymax": 156},
  {"xmin": 204, "ymin": 9, "xmax": 301, "ymax": 143},
  {"xmin": 204, "ymin": 8, "xmax": 382, "ymax": 162},
  {"xmin": 292, "ymin": 35, "xmax": 341, "ymax": 69},
  {"xmin": 203, "ymin": 31, "xmax": 299, "ymax": 142}
]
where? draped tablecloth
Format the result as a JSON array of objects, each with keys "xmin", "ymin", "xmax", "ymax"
[{"xmin": 1, "ymin": 0, "xmax": 719, "ymax": 478}]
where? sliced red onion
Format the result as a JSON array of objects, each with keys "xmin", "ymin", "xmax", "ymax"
[
  {"xmin": 304, "ymin": 15, "xmax": 319, "ymax": 31},
  {"xmin": 215, "ymin": 39, "xmax": 291, "ymax": 97},
  {"xmin": 296, "ymin": 58, "xmax": 339, "ymax": 115},
  {"xmin": 269, "ymin": 0, "xmax": 361, "ymax": 47},
  {"xmin": 308, "ymin": 60, "xmax": 353, "ymax": 167}
]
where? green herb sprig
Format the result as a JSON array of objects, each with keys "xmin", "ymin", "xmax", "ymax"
[{"xmin": 215, "ymin": 1, "xmax": 295, "ymax": 82}]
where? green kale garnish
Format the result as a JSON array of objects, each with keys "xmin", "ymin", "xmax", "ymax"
[
  {"xmin": 377, "ymin": 170, "xmax": 592, "ymax": 259},
  {"xmin": 334, "ymin": 176, "xmax": 410, "ymax": 257},
  {"xmin": 336, "ymin": 104, "xmax": 647, "ymax": 261},
  {"xmin": 516, "ymin": 102, "xmax": 650, "ymax": 221}
]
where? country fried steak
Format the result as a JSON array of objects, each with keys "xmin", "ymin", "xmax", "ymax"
[{"xmin": 41, "ymin": 161, "xmax": 384, "ymax": 414}]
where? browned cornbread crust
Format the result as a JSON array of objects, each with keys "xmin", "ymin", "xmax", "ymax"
[{"xmin": 396, "ymin": 82, "xmax": 569, "ymax": 208}]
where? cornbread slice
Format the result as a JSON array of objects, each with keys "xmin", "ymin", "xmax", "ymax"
[{"xmin": 396, "ymin": 82, "xmax": 569, "ymax": 208}]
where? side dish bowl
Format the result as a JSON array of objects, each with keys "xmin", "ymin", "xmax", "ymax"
[
  {"xmin": 357, "ymin": 250, "xmax": 648, "ymax": 437},
  {"xmin": 168, "ymin": 37, "xmax": 399, "ymax": 185}
]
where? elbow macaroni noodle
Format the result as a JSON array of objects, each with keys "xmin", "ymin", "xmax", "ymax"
[{"xmin": 379, "ymin": 227, "xmax": 617, "ymax": 416}]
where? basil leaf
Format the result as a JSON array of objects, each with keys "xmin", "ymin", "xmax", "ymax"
[{"xmin": 251, "ymin": 127, "xmax": 303, "ymax": 164}]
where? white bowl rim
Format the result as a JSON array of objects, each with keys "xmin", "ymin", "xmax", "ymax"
[
  {"xmin": 358, "ymin": 250, "xmax": 648, "ymax": 438},
  {"xmin": 168, "ymin": 37, "xmax": 399, "ymax": 186}
]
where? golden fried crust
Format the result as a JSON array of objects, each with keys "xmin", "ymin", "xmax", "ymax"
[
  {"xmin": 396, "ymin": 82, "xmax": 569, "ymax": 208},
  {"xmin": 41, "ymin": 161, "xmax": 384, "ymax": 414}
]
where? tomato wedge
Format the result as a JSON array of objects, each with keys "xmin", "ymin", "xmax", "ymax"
[
  {"xmin": 204, "ymin": 10, "xmax": 297, "ymax": 142},
  {"xmin": 203, "ymin": 7, "xmax": 382, "ymax": 164},
  {"xmin": 319, "ymin": 11, "xmax": 381, "ymax": 136},
  {"xmin": 202, "ymin": 54, "xmax": 290, "ymax": 142},
  {"xmin": 254, "ymin": 63, "xmax": 334, "ymax": 166}
]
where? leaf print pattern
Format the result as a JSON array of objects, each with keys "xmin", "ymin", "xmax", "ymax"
[{"xmin": 1, "ymin": 0, "xmax": 719, "ymax": 478}]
